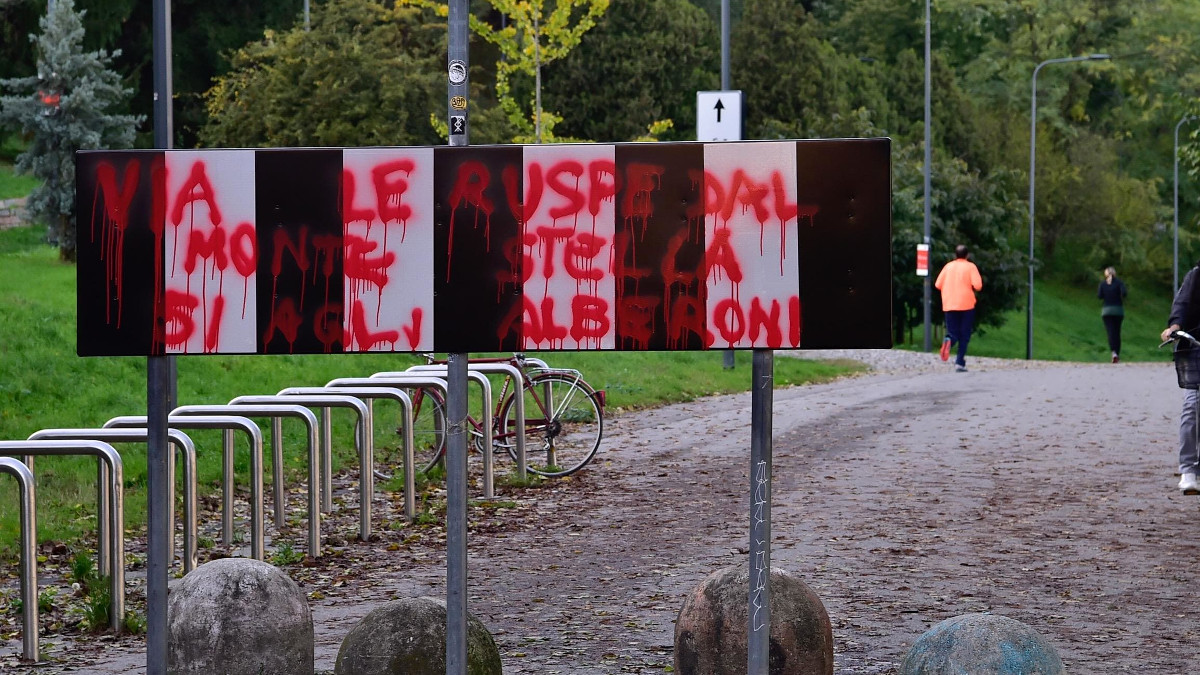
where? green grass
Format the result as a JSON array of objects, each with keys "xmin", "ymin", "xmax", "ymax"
[
  {"xmin": 0, "ymin": 224, "xmax": 861, "ymax": 560},
  {"xmin": 0, "ymin": 160, "xmax": 39, "ymax": 201},
  {"xmin": 896, "ymin": 277, "xmax": 1174, "ymax": 364}
]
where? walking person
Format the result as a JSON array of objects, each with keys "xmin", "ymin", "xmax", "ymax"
[
  {"xmin": 1163, "ymin": 262, "xmax": 1200, "ymax": 494},
  {"xmin": 935, "ymin": 244, "xmax": 983, "ymax": 372},
  {"xmin": 1098, "ymin": 266, "xmax": 1127, "ymax": 363}
]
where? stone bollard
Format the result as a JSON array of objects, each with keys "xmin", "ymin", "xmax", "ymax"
[
  {"xmin": 899, "ymin": 613, "xmax": 1064, "ymax": 675},
  {"xmin": 334, "ymin": 596, "xmax": 503, "ymax": 675},
  {"xmin": 675, "ymin": 566, "xmax": 833, "ymax": 675},
  {"xmin": 167, "ymin": 558, "xmax": 314, "ymax": 675}
]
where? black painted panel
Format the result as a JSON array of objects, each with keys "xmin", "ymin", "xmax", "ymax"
[
  {"xmin": 76, "ymin": 150, "xmax": 164, "ymax": 356},
  {"xmin": 613, "ymin": 143, "xmax": 707, "ymax": 350},
  {"xmin": 795, "ymin": 139, "xmax": 892, "ymax": 349},
  {"xmin": 255, "ymin": 149, "xmax": 345, "ymax": 354},
  {"xmin": 433, "ymin": 145, "xmax": 524, "ymax": 353}
]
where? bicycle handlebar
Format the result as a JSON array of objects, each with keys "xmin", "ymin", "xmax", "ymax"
[{"xmin": 1161, "ymin": 330, "xmax": 1200, "ymax": 349}]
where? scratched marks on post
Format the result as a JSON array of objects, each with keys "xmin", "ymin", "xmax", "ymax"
[{"xmin": 750, "ymin": 458, "xmax": 769, "ymax": 633}]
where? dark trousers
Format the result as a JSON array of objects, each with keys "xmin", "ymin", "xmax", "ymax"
[
  {"xmin": 945, "ymin": 309, "xmax": 976, "ymax": 367},
  {"xmin": 1102, "ymin": 314, "xmax": 1123, "ymax": 355}
]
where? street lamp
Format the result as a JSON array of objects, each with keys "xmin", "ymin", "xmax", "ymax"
[
  {"xmin": 922, "ymin": 0, "xmax": 932, "ymax": 352},
  {"xmin": 1175, "ymin": 114, "xmax": 1197, "ymax": 292},
  {"xmin": 1027, "ymin": 53, "xmax": 1110, "ymax": 360}
]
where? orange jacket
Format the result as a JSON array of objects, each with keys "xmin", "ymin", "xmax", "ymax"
[{"xmin": 935, "ymin": 258, "xmax": 983, "ymax": 311}]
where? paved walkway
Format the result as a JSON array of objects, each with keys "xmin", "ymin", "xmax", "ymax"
[{"xmin": 8, "ymin": 352, "xmax": 1193, "ymax": 673}]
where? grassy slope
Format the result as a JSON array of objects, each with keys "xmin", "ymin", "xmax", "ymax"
[
  {"xmin": 0, "ymin": 225, "xmax": 858, "ymax": 557},
  {"xmin": 0, "ymin": 161, "xmax": 39, "ymax": 201},
  {"xmin": 897, "ymin": 277, "xmax": 1174, "ymax": 364}
]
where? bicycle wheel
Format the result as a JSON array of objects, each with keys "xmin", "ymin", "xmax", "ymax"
[
  {"xmin": 498, "ymin": 373, "xmax": 603, "ymax": 477},
  {"xmin": 406, "ymin": 389, "xmax": 446, "ymax": 474}
]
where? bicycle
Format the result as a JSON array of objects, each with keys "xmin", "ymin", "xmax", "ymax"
[
  {"xmin": 403, "ymin": 354, "xmax": 605, "ymax": 478},
  {"xmin": 1161, "ymin": 329, "xmax": 1200, "ymax": 389}
]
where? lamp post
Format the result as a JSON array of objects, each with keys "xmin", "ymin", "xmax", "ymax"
[
  {"xmin": 1027, "ymin": 53, "xmax": 1110, "ymax": 360},
  {"xmin": 922, "ymin": 0, "xmax": 932, "ymax": 352},
  {"xmin": 1175, "ymin": 114, "xmax": 1197, "ymax": 292}
]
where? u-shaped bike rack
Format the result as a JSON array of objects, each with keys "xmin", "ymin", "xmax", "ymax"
[
  {"xmin": 26, "ymin": 428, "xmax": 199, "ymax": 574},
  {"xmin": 105, "ymin": 415, "xmax": 265, "ymax": 561},
  {"xmin": 0, "ymin": 457, "xmax": 37, "ymax": 662},
  {"xmin": 368, "ymin": 372, "xmax": 497, "ymax": 499},
  {"xmin": 404, "ymin": 362, "xmax": 528, "ymax": 481},
  {"xmin": 0, "ymin": 440, "xmax": 124, "ymax": 631},
  {"xmin": 228, "ymin": 395, "xmax": 372, "ymax": 543},
  {"xmin": 174, "ymin": 404, "xmax": 318, "ymax": 535},
  {"xmin": 277, "ymin": 386, "xmax": 416, "ymax": 522}
]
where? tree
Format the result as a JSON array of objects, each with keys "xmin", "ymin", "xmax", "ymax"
[
  {"xmin": 202, "ymin": 0, "xmax": 503, "ymax": 148},
  {"xmin": 469, "ymin": 0, "xmax": 609, "ymax": 143},
  {"xmin": 541, "ymin": 0, "xmax": 719, "ymax": 142},
  {"xmin": 0, "ymin": 0, "xmax": 140, "ymax": 262}
]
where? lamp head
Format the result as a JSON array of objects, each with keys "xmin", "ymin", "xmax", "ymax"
[{"xmin": 1088, "ymin": 53, "xmax": 1111, "ymax": 60}]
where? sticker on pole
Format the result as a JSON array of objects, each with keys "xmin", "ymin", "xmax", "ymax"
[
  {"xmin": 916, "ymin": 243, "xmax": 929, "ymax": 276},
  {"xmin": 450, "ymin": 115, "xmax": 466, "ymax": 135},
  {"xmin": 448, "ymin": 60, "xmax": 467, "ymax": 86}
]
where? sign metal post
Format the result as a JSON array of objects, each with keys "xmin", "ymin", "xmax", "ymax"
[
  {"xmin": 747, "ymin": 349, "xmax": 773, "ymax": 673},
  {"xmin": 446, "ymin": 1, "xmax": 469, "ymax": 673},
  {"xmin": 147, "ymin": 0, "xmax": 173, "ymax": 671}
]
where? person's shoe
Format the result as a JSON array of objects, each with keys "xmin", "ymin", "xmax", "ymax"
[
  {"xmin": 940, "ymin": 338, "xmax": 951, "ymax": 362},
  {"xmin": 1111, "ymin": 352, "xmax": 1120, "ymax": 364},
  {"xmin": 1180, "ymin": 472, "xmax": 1199, "ymax": 494},
  {"xmin": 954, "ymin": 364, "xmax": 967, "ymax": 373}
]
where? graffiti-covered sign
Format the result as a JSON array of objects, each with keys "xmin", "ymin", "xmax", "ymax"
[{"xmin": 75, "ymin": 139, "xmax": 891, "ymax": 356}]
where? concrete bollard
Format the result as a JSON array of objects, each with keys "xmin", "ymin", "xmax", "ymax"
[
  {"xmin": 899, "ymin": 613, "xmax": 1064, "ymax": 675},
  {"xmin": 334, "ymin": 596, "xmax": 503, "ymax": 675},
  {"xmin": 675, "ymin": 565, "xmax": 833, "ymax": 675},
  {"xmin": 167, "ymin": 558, "xmax": 314, "ymax": 675}
]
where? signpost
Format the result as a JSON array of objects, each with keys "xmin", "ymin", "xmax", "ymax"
[
  {"xmin": 75, "ymin": 138, "xmax": 891, "ymax": 674},
  {"xmin": 697, "ymin": 90, "xmax": 743, "ymax": 142}
]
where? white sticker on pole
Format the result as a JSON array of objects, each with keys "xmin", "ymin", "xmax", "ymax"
[
  {"xmin": 916, "ymin": 243, "xmax": 929, "ymax": 277},
  {"xmin": 697, "ymin": 90, "xmax": 742, "ymax": 142}
]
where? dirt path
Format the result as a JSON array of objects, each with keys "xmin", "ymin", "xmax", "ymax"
[{"xmin": 7, "ymin": 356, "xmax": 1197, "ymax": 673}]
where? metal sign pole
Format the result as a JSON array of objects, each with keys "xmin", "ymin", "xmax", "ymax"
[
  {"xmin": 446, "ymin": 1, "xmax": 469, "ymax": 673},
  {"xmin": 747, "ymin": 349, "xmax": 773, "ymax": 674},
  {"xmin": 147, "ymin": 0, "xmax": 173, "ymax": 672}
]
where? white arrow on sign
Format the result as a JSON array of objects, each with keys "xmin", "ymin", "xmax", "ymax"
[{"xmin": 697, "ymin": 90, "xmax": 742, "ymax": 142}]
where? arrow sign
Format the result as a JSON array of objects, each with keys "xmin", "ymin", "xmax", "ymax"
[{"xmin": 697, "ymin": 90, "xmax": 742, "ymax": 141}]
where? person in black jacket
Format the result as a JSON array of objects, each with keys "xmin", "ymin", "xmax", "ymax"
[
  {"xmin": 1098, "ymin": 266, "xmax": 1127, "ymax": 363},
  {"xmin": 1162, "ymin": 263, "xmax": 1200, "ymax": 494}
]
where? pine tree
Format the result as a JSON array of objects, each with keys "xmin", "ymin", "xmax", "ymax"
[{"xmin": 0, "ymin": 0, "xmax": 141, "ymax": 262}]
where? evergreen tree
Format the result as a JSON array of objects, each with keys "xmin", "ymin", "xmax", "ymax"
[{"xmin": 0, "ymin": 0, "xmax": 140, "ymax": 262}]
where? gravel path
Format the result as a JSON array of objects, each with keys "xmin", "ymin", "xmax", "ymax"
[{"xmin": 6, "ymin": 351, "xmax": 1192, "ymax": 674}]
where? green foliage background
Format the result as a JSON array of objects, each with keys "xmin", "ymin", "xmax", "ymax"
[{"xmin": 1, "ymin": 0, "xmax": 1200, "ymax": 335}]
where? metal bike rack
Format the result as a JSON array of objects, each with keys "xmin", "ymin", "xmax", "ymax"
[
  {"xmin": 26, "ymin": 428, "xmax": 199, "ymax": 574},
  {"xmin": 0, "ymin": 440, "xmax": 124, "ymax": 631},
  {"xmin": 278, "ymin": 386, "xmax": 416, "ymax": 522},
  {"xmin": 326, "ymin": 376, "xmax": 450, "ymax": 492},
  {"xmin": 173, "ymin": 404, "xmax": 321, "ymax": 556},
  {"xmin": 105, "ymin": 415, "xmax": 265, "ymax": 561},
  {"xmin": 371, "ymin": 371, "xmax": 495, "ymax": 498},
  {"xmin": 230, "ymin": 395, "xmax": 373, "ymax": 543},
  {"xmin": 0, "ymin": 457, "xmax": 37, "ymax": 661},
  {"xmin": 405, "ymin": 362, "xmax": 527, "ymax": 481}
]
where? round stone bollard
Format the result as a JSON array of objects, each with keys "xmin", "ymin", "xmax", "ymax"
[
  {"xmin": 167, "ymin": 557, "xmax": 314, "ymax": 675},
  {"xmin": 334, "ymin": 596, "xmax": 503, "ymax": 675},
  {"xmin": 899, "ymin": 613, "xmax": 1064, "ymax": 675},
  {"xmin": 675, "ymin": 566, "xmax": 833, "ymax": 675}
]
